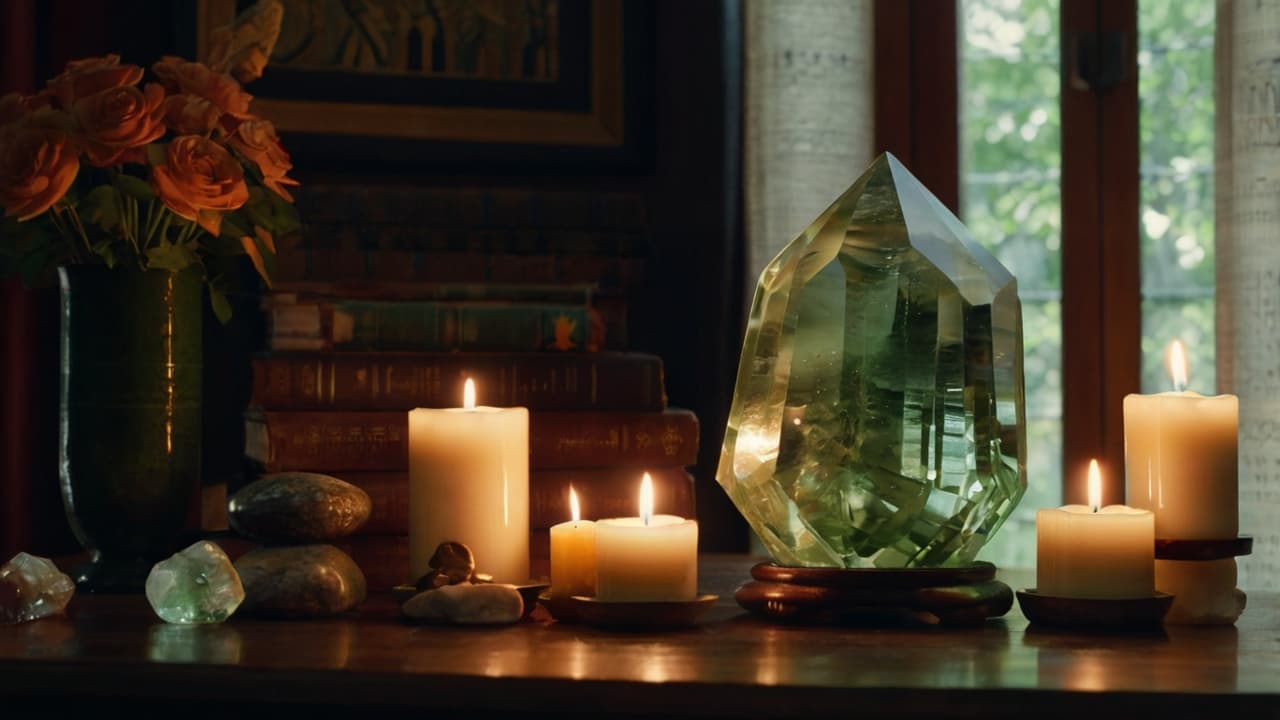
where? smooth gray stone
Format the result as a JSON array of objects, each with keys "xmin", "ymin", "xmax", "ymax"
[
  {"xmin": 235, "ymin": 545, "xmax": 366, "ymax": 618},
  {"xmin": 229, "ymin": 472, "xmax": 371, "ymax": 543},
  {"xmin": 402, "ymin": 583, "xmax": 524, "ymax": 625}
]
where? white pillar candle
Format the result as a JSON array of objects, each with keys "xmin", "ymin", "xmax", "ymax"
[
  {"xmin": 1036, "ymin": 460, "xmax": 1155, "ymax": 599},
  {"xmin": 1123, "ymin": 341, "xmax": 1238, "ymax": 539},
  {"xmin": 550, "ymin": 487, "xmax": 597, "ymax": 598},
  {"xmin": 408, "ymin": 379, "xmax": 529, "ymax": 583},
  {"xmin": 595, "ymin": 472, "xmax": 698, "ymax": 602}
]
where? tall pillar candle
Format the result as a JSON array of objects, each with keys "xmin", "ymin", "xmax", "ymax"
[
  {"xmin": 1123, "ymin": 341, "xmax": 1242, "ymax": 624},
  {"xmin": 1123, "ymin": 342, "xmax": 1238, "ymax": 539},
  {"xmin": 408, "ymin": 379, "xmax": 529, "ymax": 583}
]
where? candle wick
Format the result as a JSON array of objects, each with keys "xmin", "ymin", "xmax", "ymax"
[{"xmin": 1173, "ymin": 379, "xmax": 1187, "ymax": 393}]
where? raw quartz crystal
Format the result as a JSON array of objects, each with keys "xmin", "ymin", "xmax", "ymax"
[
  {"xmin": 0, "ymin": 553, "xmax": 75, "ymax": 624},
  {"xmin": 146, "ymin": 541, "xmax": 245, "ymax": 624},
  {"xmin": 717, "ymin": 153, "xmax": 1026, "ymax": 569}
]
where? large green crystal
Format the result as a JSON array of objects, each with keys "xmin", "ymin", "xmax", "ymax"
[{"xmin": 718, "ymin": 153, "xmax": 1026, "ymax": 568}]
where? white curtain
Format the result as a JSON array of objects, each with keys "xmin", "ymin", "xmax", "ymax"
[
  {"xmin": 1216, "ymin": 0, "xmax": 1280, "ymax": 589},
  {"xmin": 743, "ymin": 0, "xmax": 875, "ymax": 296}
]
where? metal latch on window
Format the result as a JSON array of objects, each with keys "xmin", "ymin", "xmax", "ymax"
[{"xmin": 1067, "ymin": 31, "xmax": 1127, "ymax": 92}]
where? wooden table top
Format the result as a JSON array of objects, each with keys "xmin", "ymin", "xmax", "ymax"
[{"xmin": 1, "ymin": 555, "xmax": 1278, "ymax": 718}]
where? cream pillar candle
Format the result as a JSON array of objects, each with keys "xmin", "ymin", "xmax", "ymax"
[
  {"xmin": 408, "ymin": 379, "xmax": 529, "ymax": 583},
  {"xmin": 549, "ymin": 487, "xmax": 597, "ymax": 598},
  {"xmin": 595, "ymin": 473, "xmax": 698, "ymax": 602},
  {"xmin": 1036, "ymin": 460, "xmax": 1155, "ymax": 599},
  {"xmin": 1123, "ymin": 341, "xmax": 1238, "ymax": 539}
]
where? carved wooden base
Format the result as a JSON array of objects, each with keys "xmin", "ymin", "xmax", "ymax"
[{"xmin": 735, "ymin": 561, "xmax": 1013, "ymax": 627}]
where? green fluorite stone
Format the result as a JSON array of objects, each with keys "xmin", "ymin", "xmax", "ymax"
[
  {"xmin": 145, "ymin": 541, "xmax": 244, "ymax": 624},
  {"xmin": 717, "ymin": 153, "xmax": 1027, "ymax": 568}
]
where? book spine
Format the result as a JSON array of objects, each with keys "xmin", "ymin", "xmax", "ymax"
[
  {"xmin": 250, "ymin": 352, "xmax": 665, "ymax": 411},
  {"xmin": 337, "ymin": 467, "xmax": 696, "ymax": 534},
  {"xmin": 244, "ymin": 409, "xmax": 699, "ymax": 472},
  {"xmin": 274, "ymin": 249, "xmax": 646, "ymax": 291},
  {"xmin": 269, "ymin": 301, "xmax": 602, "ymax": 353}
]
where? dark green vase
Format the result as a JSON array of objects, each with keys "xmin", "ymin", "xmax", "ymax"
[{"xmin": 58, "ymin": 265, "xmax": 202, "ymax": 593}]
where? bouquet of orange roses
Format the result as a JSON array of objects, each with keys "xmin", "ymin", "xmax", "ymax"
[{"xmin": 0, "ymin": 31, "xmax": 297, "ymax": 322}]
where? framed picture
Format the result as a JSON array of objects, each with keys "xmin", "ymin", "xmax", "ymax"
[{"xmin": 197, "ymin": 0, "xmax": 648, "ymax": 168}]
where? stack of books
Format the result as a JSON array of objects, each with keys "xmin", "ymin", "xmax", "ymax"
[{"xmin": 242, "ymin": 282, "xmax": 697, "ymax": 589}]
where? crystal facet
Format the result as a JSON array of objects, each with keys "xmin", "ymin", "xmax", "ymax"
[
  {"xmin": 717, "ymin": 153, "xmax": 1026, "ymax": 568},
  {"xmin": 145, "ymin": 541, "xmax": 245, "ymax": 624},
  {"xmin": 0, "ymin": 553, "xmax": 75, "ymax": 624}
]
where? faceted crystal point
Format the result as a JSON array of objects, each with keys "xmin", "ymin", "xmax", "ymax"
[
  {"xmin": 146, "ymin": 541, "xmax": 245, "ymax": 624},
  {"xmin": 718, "ymin": 152, "xmax": 1026, "ymax": 569},
  {"xmin": 0, "ymin": 553, "xmax": 75, "ymax": 624}
]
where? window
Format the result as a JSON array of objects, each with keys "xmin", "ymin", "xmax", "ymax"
[
  {"xmin": 949, "ymin": 0, "xmax": 1216, "ymax": 565},
  {"xmin": 960, "ymin": 0, "xmax": 1062, "ymax": 568}
]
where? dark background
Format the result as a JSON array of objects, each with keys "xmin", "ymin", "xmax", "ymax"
[{"xmin": 0, "ymin": 0, "xmax": 748, "ymax": 557}]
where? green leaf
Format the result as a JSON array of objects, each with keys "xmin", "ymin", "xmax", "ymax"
[
  {"xmin": 90, "ymin": 239, "xmax": 119, "ymax": 268},
  {"xmin": 144, "ymin": 241, "xmax": 200, "ymax": 272},
  {"xmin": 82, "ymin": 185, "xmax": 122, "ymax": 231},
  {"xmin": 146, "ymin": 143, "xmax": 167, "ymax": 167},
  {"xmin": 114, "ymin": 173, "xmax": 156, "ymax": 201},
  {"xmin": 219, "ymin": 213, "xmax": 248, "ymax": 240},
  {"xmin": 208, "ymin": 285, "xmax": 233, "ymax": 325}
]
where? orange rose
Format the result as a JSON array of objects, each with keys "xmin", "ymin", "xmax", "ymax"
[
  {"xmin": 151, "ymin": 135, "xmax": 248, "ymax": 236},
  {"xmin": 73, "ymin": 83, "xmax": 166, "ymax": 166},
  {"xmin": 151, "ymin": 57, "xmax": 252, "ymax": 117},
  {"xmin": 163, "ymin": 94, "xmax": 222, "ymax": 135},
  {"xmin": 0, "ymin": 118, "xmax": 80, "ymax": 221},
  {"xmin": 47, "ymin": 54, "xmax": 144, "ymax": 108},
  {"xmin": 227, "ymin": 118, "xmax": 298, "ymax": 201}
]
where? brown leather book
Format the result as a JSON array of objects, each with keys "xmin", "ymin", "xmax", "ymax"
[
  {"xmin": 244, "ymin": 408, "xmax": 699, "ymax": 472},
  {"xmin": 250, "ymin": 351, "xmax": 665, "ymax": 411}
]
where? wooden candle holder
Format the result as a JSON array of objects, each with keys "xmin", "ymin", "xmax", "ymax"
[
  {"xmin": 538, "ymin": 592, "xmax": 719, "ymax": 628},
  {"xmin": 1154, "ymin": 535, "xmax": 1252, "ymax": 561},
  {"xmin": 1016, "ymin": 589, "xmax": 1174, "ymax": 630}
]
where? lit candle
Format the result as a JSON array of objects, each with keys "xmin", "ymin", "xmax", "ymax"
[
  {"xmin": 594, "ymin": 472, "xmax": 698, "ymax": 602},
  {"xmin": 408, "ymin": 378, "xmax": 529, "ymax": 583},
  {"xmin": 1036, "ymin": 460, "xmax": 1154, "ymax": 599},
  {"xmin": 1123, "ymin": 340, "xmax": 1238, "ymax": 539},
  {"xmin": 549, "ymin": 487, "xmax": 596, "ymax": 598}
]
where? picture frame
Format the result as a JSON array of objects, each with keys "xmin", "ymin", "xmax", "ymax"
[{"xmin": 196, "ymin": 0, "xmax": 649, "ymax": 170}]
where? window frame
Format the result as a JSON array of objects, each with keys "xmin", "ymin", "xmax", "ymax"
[{"xmin": 875, "ymin": 0, "xmax": 1142, "ymax": 504}]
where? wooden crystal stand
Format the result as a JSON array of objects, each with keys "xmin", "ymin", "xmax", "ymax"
[{"xmin": 735, "ymin": 561, "xmax": 1012, "ymax": 627}]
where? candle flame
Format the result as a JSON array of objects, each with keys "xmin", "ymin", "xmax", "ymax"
[
  {"xmin": 1088, "ymin": 459, "xmax": 1102, "ymax": 513},
  {"xmin": 1167, "ymin": 340, "xmax": 1188, "ymax": 392},
  {"xmin": 640, "ymin": 472, "xmax": 654, "ymax": 527},
  {"xmin": 463, "ymin": 378, "xmax": 477, "ymax": 409},
  {"xmin": 569, "ymin": 486, "xmax": 581, "ymax": 523}
]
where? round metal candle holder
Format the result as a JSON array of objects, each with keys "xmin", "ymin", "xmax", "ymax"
[
  {"xmin": 735, "ymin": 562, "xmax": 1013, "ymax": 627},
  {"xmin": 1016, "ymin": 589, "xmax": 1174, "ymax": 630},
  {"xmin": 539, "ymin": 593, "xmax": 719, "ymax": 628},
  {"xmin": 1154, "ymin": 535, "xmax": 1253, "ymax": 561}
]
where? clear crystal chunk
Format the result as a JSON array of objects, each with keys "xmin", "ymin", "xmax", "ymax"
[
  {"xmin": 0, "ymin": 553, "xmax": 75, "ymax": 624},
  {"xmin": 146, "ymin": 541, "xmax": 245, "ymax": 624},
  {"xmin": 718, "ymin": 153, "xmax": 1026, "ymax": 568}
]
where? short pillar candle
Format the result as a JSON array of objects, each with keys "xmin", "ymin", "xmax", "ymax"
[
  {"xmin": 549, "ymin": 487, "xmax": 597, "ymax": 598},
  {"xmin": 594, "ymin": 472, "xmax": 698, "ymax": 602},
  {"xmin": 1036, "ymin": 460, "xmax": 1155, "ymax": 599}
]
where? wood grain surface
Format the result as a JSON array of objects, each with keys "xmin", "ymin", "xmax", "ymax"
[{"xmin": 0, "ymin": 556, "xmax": 1276, "ymax": 718}]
